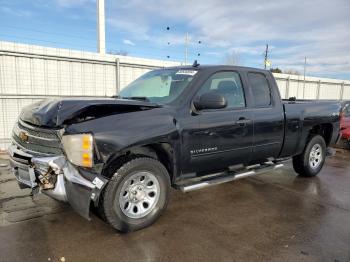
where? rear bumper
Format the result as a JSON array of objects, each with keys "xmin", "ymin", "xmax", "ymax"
[{"xmin": 8, "ymin": 144, "xmax": 107, "ymax": 219}]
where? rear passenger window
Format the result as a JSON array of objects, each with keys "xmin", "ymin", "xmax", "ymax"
[{"xmin": 248, "ymin": 73, "xmax": 271, "ymax": 107}]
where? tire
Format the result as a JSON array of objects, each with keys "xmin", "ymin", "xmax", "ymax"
[
  {"xmin": 100, "ymin": 157, "xmax": 171, "ymax": 232},
  {"xmin": 292, "ymin": 135, "xmax": 326, "ymax": 177}
]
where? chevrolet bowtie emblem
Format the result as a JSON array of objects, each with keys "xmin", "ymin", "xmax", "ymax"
[{"xmin": 19, "ymin": 131, "xmax": 29, "ymax": 142}]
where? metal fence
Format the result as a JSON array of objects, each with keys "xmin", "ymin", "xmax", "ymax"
[
  {"xmin": 0, "ymin": 41, "xmax": 180, "ymax": 149},
  {"xmin": 1, "ymin": 40, "xmax": 350, "ymax": 149},
  {"xmin": 273, "ymin": 73, "xmax": 350, "ymax": 100}
]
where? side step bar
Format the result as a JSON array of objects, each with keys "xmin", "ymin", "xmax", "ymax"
[{"xmin": 177, "ymin": 163, "xmax": 284, "ymax": 193}]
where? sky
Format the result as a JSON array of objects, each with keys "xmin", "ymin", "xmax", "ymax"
[{"xmin": 0, "ymin": 0, "xmax": 349, "ymax": 79}]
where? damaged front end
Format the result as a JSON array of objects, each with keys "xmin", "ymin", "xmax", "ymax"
[
  {"xmin": 33, "ymin": 156, "xmax": 107, "ymax": 219},
  {"xmin": 9, "ymin": 97, "xmax": 160, "ymax": 220},
  {"xmin": 9, "ymin": 130, "xmax": 107, "ymax": 220},
  {"xmin": 9, "ymin": 146, "xmax": 107, "ymax": 219}
]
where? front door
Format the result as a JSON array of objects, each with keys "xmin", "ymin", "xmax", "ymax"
[{"xmin": 186, "ymin": 71, "xmax": 254, "ymax": 174}]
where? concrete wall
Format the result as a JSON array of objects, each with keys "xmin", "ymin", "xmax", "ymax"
[{"xmin": 1, "ymin": 40, "xmax": 350, "ymax": 149}]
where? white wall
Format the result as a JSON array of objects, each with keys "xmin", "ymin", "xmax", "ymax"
[
  {"xmin": 0, "ymin": 41, "xmax": 180, "ymax": 149},
  {"xmin": 273, "ymin": 73, "xmax": 350, "ymax": 100}
]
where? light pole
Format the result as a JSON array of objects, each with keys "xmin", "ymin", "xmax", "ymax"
[
  {"xmin": 264, "ymin": 44, "xmax": 269, "ymax": 69},
  {"xmin": 97, "ymin": 0, "xmax": 106, "ymax": 54},
  {"xmin": 185, "ymin": 32, "xmax": 189, "ymax": 65}
]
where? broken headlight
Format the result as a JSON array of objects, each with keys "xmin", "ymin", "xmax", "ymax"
[{"xmin": 62, "ymin": 134, "xmax": 94, "ymax": 168}]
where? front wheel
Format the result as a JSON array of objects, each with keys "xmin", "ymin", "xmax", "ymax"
[
  {"xmin": 100, "ymin": 157, "xmax": 171, "ymax": 232},
  {"xmin": 292, "ymin": 135, "xmax": 326, "ymax": 177}
]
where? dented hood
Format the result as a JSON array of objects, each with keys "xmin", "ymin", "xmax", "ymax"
[{"xmin": 20, "ymin": 97, "xmax": 160, "ymax": 128}]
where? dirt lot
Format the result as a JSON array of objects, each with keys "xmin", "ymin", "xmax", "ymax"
[{"xmin": 1, "ymin": 150, "xmax": 350, "ymax": 262}]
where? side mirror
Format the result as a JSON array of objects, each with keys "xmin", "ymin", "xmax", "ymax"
[{"xmin": 194, "ymin": 91, "xmax": 227, "ymax": 110}]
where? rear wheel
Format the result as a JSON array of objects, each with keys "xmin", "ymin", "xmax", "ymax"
[
  {"xmin": 292, "ymin": 135, "xmax": 326, "ymax": 177},
  {"xmin": 100, "ymin": 157, "xmax": 170, "ymax": 232}
]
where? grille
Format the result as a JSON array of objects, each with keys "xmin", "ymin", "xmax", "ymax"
[
  {"xmin": 17, "ymin": 121, "xmax": 58, "ymax": 140},
  {"xmin": 11, "ymin": 120, "xmax": 63, "ymax": 156}
]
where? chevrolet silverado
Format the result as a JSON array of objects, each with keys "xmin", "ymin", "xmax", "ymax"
[{"xmin": 9, "ymin": 65, "xmax": 341, "ymax": 232}]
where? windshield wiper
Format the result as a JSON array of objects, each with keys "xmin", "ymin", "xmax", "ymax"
[
  {"xmin": 122, "ymin": 96, "xmax": 150, "ymax": 102},
  {"xmin": 121, "ymin": 96, "xmax": 163, "ymax": 107}
]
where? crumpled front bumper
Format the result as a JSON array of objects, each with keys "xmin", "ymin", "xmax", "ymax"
[{"xmin": 8, "ymin": 144, "xmax": 107, "ymax": 220}]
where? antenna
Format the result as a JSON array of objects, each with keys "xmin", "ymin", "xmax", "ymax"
[{"xmin": 192, "ymin": 60, "xmax": 200, "ymax": 67}]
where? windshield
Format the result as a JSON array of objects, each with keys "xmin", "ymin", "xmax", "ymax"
[{"xmin": 119, "ymin": 69, "xmax": 197, "ymax": 104}]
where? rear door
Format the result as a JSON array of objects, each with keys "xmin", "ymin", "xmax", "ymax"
[{"xmin": 246, "ymin": 72, "xmax": 284, "ymax": 162}]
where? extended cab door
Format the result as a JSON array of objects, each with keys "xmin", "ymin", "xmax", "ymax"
[
  {"xmin": 185, "ymin": 71, "xmax": 254, "ymax": 174},
  {"xmin": 245, "ymin": 71, "xmax": 284, "ymax": 162}
]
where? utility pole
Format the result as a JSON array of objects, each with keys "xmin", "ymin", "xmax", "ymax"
[
  {"xmin": 185, "ymin": 32, "xmax": 189, "ymax": 65},
  {"xmin": 303, "ymin": 56, "xmax": 307, "ymax": 98},
  {"xmin": 97, "ymin": 0, "xmax": 106, "ymax": 54},
  {"xmin": 264, "ymin": 44, "xmax": 269, "ymax": 69}
]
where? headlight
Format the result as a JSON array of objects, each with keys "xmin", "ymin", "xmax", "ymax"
[{"xmin": 62, "ymin": 134, "xmax": 94, "ymax": 168}]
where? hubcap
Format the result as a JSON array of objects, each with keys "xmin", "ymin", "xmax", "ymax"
[
  {"xmin": 118, "ymin": 171, "xmax": 160, "ymax": 219},
  {"xmin": 309, "ymin": 143, "xmax": 323, "ymax": 169}
]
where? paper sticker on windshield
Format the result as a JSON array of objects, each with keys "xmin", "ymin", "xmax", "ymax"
[{"xmin": 176, "ymin": 70, "xmax": 197, "ymax": 76}]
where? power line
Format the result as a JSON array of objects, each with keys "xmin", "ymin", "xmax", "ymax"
[
  {"xmin": 0, "ymin": 37, "xmax": 194, "ymax": 62},
  {"xmin": 0, "ymin": 25, "xmax": 94, "ymax": 41},
  {"xmin": 0, "ymin": 34, "xmax": 96, "ymax": 49},
  {"xmin": 0, "ymin": 30, "xmax": 200, "ymax": 58},
  {"xmin": 0, "ymin": 25, "xmax": 211, "ymax": 63},
  {"xmin": 0, "ymin": 34, "xmax": 185, "ymax": 56},
  {"xmin": 1, "ymin": 24, "xmax": 211, "ymax": 58}
]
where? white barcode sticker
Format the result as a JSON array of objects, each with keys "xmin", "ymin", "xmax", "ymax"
[{"xmin": 176, "ymin": 70, "xmax": 197, "ymax": 76}]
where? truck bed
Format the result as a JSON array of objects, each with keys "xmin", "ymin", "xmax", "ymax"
[{"xmin": 280, "ymin": 99, "xmax": 341, "ymax": 158}]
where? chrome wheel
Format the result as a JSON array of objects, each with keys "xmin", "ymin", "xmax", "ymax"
[
  {"xmin": 119, "ymin": 171, "xmax": 160, "ymax": 219},
  {"xmin": 309, "ymin": 143, "xmax": 323, "ymax": 169}
]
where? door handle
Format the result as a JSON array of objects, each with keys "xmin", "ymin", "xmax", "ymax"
[{"xmin": 235, "ymin": 117, "xmax": 251, "ymax": 126}]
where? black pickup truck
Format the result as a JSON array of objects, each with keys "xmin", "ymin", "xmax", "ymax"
[{"xmin": 9, "ymin": 65, "xmax": 341, "ymax": 232}]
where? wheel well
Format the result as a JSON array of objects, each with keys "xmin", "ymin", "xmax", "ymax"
[
  {"xmin": 309, "ymin": 124, "xmax": 333, "ymax": 146},
  {"xmin": 102, "ymin": 143, "xmax": 175, "ymax": 181}
]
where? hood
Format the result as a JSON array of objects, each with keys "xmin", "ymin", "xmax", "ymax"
[{"xmin": 20, "ymin": 97, "xmax": 160, "ymax": 128}]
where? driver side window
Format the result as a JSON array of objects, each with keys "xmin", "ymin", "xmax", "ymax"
[{"xmin": 196, "ymin": 71, "xmax": 245, "ymax": 109}]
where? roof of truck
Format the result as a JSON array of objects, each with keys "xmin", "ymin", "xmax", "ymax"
[{"xmin": 165, "ymin": 64, "xmax": 270, "ymax": 73}]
